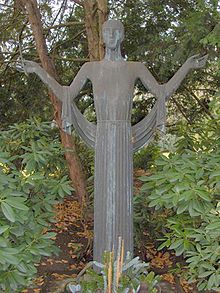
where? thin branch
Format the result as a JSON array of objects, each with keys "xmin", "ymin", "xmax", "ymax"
[
  {"xmin": 183, "ymin": 86, "xmax": 215, "ymax": 119},
  {"xmin": 71, "ymin": 0, "xmax": 83, "ymax": 6},
  {"xmin": 45, "ymin": 21, "xmax": 84, "ymax": 31},
  {"xmin": 0, "ymin": 21, "xmax": 28, "ymax": 74},
  {"xmin": 0, "ymin": 22, "xmax": 84, "ymax": 45},
  {"xmin": 188, "ymin": 88, "xmax": 217, "ymax": 92},
  {"xmin": 47, "ymin": 0, "xmax": 66, "ymax": 31},
  {"xmin": 51, "ymin": 28, "xmax": 86, "ymax": 64},
  {"xmin": 171, "ymin": 97, "xmax": 192, "ymax": 124},
  {"xmin": 52, "ymin": 28, "xmax": 86, "ymax": 52},
  {"xmin": 20, "ymin": 0, "xmax": 88, "ymax": 204},
  {"xmin": 47, "ymin": 0, "xmax": 68, "ymax": 43},
  {"xmin": 0, "ymin": 3, "xmax": 14, "ymax": 8},
  {"xmin": 53, "ymin": 56, "xmax": 89, "ymax": 62}
]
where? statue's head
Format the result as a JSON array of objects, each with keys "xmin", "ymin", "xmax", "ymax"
[{"xmin": 102, "ymin": 19, "xmax": 124, "ymax": 49}]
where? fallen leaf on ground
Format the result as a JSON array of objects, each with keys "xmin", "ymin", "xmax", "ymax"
[{"xmin": 150, "ymin": 251, "xmax": 173, "ymax": 269}]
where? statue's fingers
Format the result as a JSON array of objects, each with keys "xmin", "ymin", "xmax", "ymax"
[
  {"xmin": 22, "ymin": 61, "xmax": 28, "ymax": 67},
  {"xmin": 16, "ymin": 64, "xmax": 24, "ymax": 72},
  {"xmin": 191, "ymin": 53, "xmax": 200, "ymax": 59},
  {"xmin": 198, "ymin": 57, "xmax": 205, "ymax": 63},
  {"xmin": 198, "ymin": 54, "xmax": 208, "ymax": 62},
  {"xmin": 198, "ymin": 60, "xmax": 206, "ymax": 68}
]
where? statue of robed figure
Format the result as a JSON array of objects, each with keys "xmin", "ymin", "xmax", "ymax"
[{"xmin": 17, "ymin": 20, "xmax": 208, "ymax": 263}]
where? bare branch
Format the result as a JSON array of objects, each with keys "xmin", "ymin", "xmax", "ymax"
[
  {"xmin": 45, "ymin": 21, "xmax": 84, "ymax": 31},
  {"xmin": 70, "ymin": 0, "xmax": 83, "ymax": 6},
  {"xmin": 183, "ymin": 86, "xmax": 215, "ymax": 120},
  {"xmin": 20, "ymin": 0, "xmax": 88, "ymax": 204},
  {"xmin": 54, "ymin": 56, "xmax": 89, "ymax": 62},
  {"xmin": 171, "ymin": 96, "xmax": 192, "ymax": 124}
]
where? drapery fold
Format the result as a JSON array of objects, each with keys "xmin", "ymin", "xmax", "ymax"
[
  {"xmin": 132, "ymin": 96, "xmax": 166, "ymax": 151},
  {"xmin": 62, "ymin": 90, "xmax": 167, "ymax": 151},
  {"xmin": 61, "ymin": 87, "xmax": 96, "ymax": 148}
]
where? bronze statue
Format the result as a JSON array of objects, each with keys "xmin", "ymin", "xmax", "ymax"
[{"xmin": 17, "ymin": 19, "xmax": 208, "ymax": 263}]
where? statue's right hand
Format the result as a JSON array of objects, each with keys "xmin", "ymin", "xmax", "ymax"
[
  {"xmin": 186, "ymin": 54, "xmax": 208, "ymax": 69},
  {"xmin": 16, "ymin": 60, "xmax": 38, "ymax": 74}
]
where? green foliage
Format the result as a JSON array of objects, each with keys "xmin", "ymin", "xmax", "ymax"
[
  {"xmin": 0, "ymin": 1, "xmax": 220, "ymax": 290},
  {"xmin": 139, "ymin": 113, "xmax": 220, "ymax": 291},
  {"xmin": 1, "ymin": 0, "xmax": 219, "ymax": 129},
  {"xmin": 134, "ymin": 143, "xmax": 160, "ymax": 171},
  {"xmin": 0, "ymin": 118, "xmax": 73, "ymax": 292},
  {"xmin": 66, "ymin": 253, "xmax": 159, "ymax": 293}
]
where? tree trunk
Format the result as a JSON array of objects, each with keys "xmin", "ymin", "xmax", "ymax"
[
  {"xmin": 83, "ymin": 0, "xmax": 108, "ymax": 60},
  {"xmin": 97, "ymin": 0, "xmax": 108, "ymax": 59},
  {"xmin": 20, "ymin": 0, "xmax": 87, "ymax": 205}
]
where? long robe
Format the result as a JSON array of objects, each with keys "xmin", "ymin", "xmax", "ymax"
[{"xmin": 62, "ymin": 61, "xmax": 166, "ymax": 263}]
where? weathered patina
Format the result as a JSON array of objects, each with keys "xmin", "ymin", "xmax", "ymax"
[{"xmin": 18, "ymin": 19, "xmax": 207, "ymax": 263}]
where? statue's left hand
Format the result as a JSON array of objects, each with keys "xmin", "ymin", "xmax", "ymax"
[
  {"xmin": 187, "ymin": 54, "xmax": 208, "ymax": 69},
  {"xmin": 16, "ymin": 60, "xmax": 39, "ymax": 74}
]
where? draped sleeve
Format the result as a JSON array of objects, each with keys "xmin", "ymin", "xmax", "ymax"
[
  {"xmin": 61, "ymin": 86, "xmax": 96, "ymax": 148},
  {"xmin": 132, "ymin": 96, "xmax": 166, "ymax": 152}
]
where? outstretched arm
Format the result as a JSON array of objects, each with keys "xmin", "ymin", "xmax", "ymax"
[
  {"xmin": 17, "ymin": 61, "xmax": 90, "ymax": 101},
  {"xmin": 136, "ymin": 62, "xmax": 164, "ymax": 99},
  {"xmin": 137, "ymin": 54, "xmax": 208, "ymax": 100},
  {"xmin": 164, "ymin": 54, "xmax": 208, "ymax": 100},
  {"xmin": 17, "ymin": 60, "xmax": 63, "ymax": 100},
  {"xmin": 68, "ymin": 62, "xmax": 90, "ymax": 99}
]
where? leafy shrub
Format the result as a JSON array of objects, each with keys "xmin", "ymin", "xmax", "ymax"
[
  {"xmin": 139, "ymin": 117, "xmax": 220, "ymax": 291},
  {"xmin": 134, "ymin": 144, "xmax": 160, "ymax": 171},
  {"xmin": 66, "ymin": 252, "xmax": 159, "ymax": 292},
  {"xmin": 0, "ymin": 118, "xmax": 73, "ymax": 292}
]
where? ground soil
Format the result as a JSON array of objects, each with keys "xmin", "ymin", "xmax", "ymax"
[{"xmin": 22, "ymin": 172, "xmax": 207, "ymax": 293}]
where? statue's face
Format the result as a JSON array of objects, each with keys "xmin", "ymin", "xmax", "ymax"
[{"xmin": 102, "ymin": 21, "xmax": 124, "ymax": 49}]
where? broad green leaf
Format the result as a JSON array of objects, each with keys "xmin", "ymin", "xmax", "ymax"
[
  {"xmin": 29, "ymin": 248, "xmax": 40, "ymax": 255},
  {"xmin": 148, "ymin": 174, "xmax": 165, "ymax": 180},
  {"xmin": 177, "ymin": 203, "xmax": 188, "ymax": 214},
  {"xmin": 196, "ymin": 190, "xmax": 211, "ymax": 201},
  {"xmin": 170, "ymin": 239, "xmax": 183, "ymax": 250},
  {"xmin": 201, "ymin": 263, "xmax": 216, "ymax": 271},
  {"xmin": 140, "ymin": 183, "xmax": 151, "ymax": 191},
  {"xmin": 214, "ymin": 274, "xmax": 220, "ymax": 287},
  {"xmin": 210, "ymin": 170, "xmax": 220, "ymax": 178},
  {"xmin": 42, "ymin": 232, "xmax": 57, "ymax": 239},
  {"xmin": 61, "ymin": 183, "xmax": 73, "ymax": 195},
  {"xmin": 199, "ymin": 271, "xmax": 214, "ymax": 278},
  {"xmin": 186, "ymin": 256, "xmax": 200, "ymax": 264},
  {"xmin": 162, "ymin": 193, "xmax": 174, "ymax": 200},
  {"xmin": 17, "ymin": 262, "xmax": 28, "ymax": 273},
  {"xmin": 198, "ymin": 282, "xmax": 206, "ymax": 291},
  {"xmin": 157, "ymin": 239, "xmax": 170, "ymax": 250},
  {"xmin": 208, "ymin": 273, "xmax": 216, "ymax": 290},
  {"xmin": 188, "ymin": 201, "xmax": 199, "ymax": 217},
  {"xmin": 175, "ymin": 243, "xmax": 185, "ymax": 256},
  {"xmin": 0, "ymin": 225, "xmax": 10, "ymax": 235},
  {"xmin": 58, "ymin": 187, "xmax": 65, "ymax": 197},
  {"xmin": 3, "ymin": 247, "xmax": 19, "ymax": 254},
  {"xmin": 10, "ymin": 191, "xmax": 24, "ymax": 197},
  {"xmin": 173, "ymin": 184, "xmax": 188, "ymax": 193},
  {"xmin": 39, "ymin": 249, "xmax": 52, "ymax": 256},
  {"xmin": 0, "ymin": 237, "xmax": 7, "ymax": 247},
  {"xmin": 1, "ymin": 202, "xmax": 15, "ymax": 222},
  {"xmin": 206, "ymin": 222, "xmax": 220, "ymax": 230},
  {"xmin": 0, "ymin": 252, "xmax": 7, "ymax": 265},
  {"xmin": 192, "ymin": 200, "xmax": 204, "ymax": 214},
  {"xmin": 11, "ymin": 272, "xmax": 26, "ymax": 286},
  {"xmin": 5, "ymin": 254, "xmax": 19, "ymax": 265},
  {"xmin": 5, "ymin": 198, "xmax": 29, "ymax": 211},
  {"xmin": 148, "ymin": 199, "xmax": 159, "ymax": 207},
  {"xmin": 148, "ymin": 193, "xmax": 160, "ymax": 200},
  {"xmin": 138, "ymin": 176, "xmax": 151, "ymax": 182}
]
